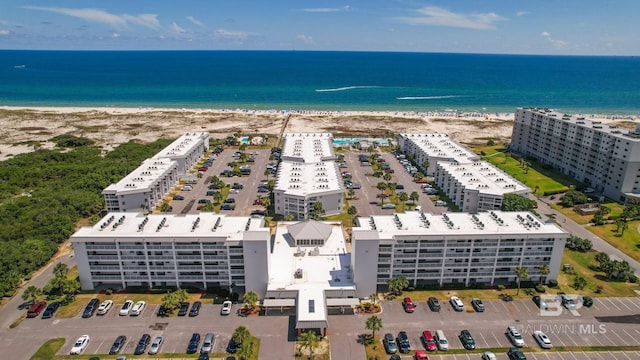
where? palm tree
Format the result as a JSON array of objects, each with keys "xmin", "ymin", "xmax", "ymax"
[
  {"xmin": 369, "ymin": 293, "xmax": 378, "ymax": 305},
  {"xmin": 399, "ymin": 192, "xmax": 409, "ymax": 207},
  {"xmin": 264, "ymin": 169, "xmax": 271, "ymax": 181},
  {"xmin": 347, "ymin": 188, "xmax": 355, "ymax": 199},
  {"xmin": 536, "ymin": 264, "xmax": 550, "ymax": 284},
  {"xmin": 383, "ymin": 172, "xmax": 392, "ymax": 182},
  {"xmin": 232, "ymin": 325, "xmax": 251, "ymax": 345},
  {"xmin": 53, "ymin": 263, "xmax": 69, "ymax": 278},
  {"xmin": 22, "ymin": 285, "xmax": 42, "ymax": 303},
  {"xmin": 365, "ymin": 315, "xmax": 383, "ymax": 338},
  {"xmin": 284, "ymin": 213, "xmax": 296, "ymax": 221},
  {"xmin": 514, "ymin": 266, "xmax": 529, "ymax": 295},
  {"xmin": 261, "ymin": 197, "xmax": 271, "ymax": 210},
  {"xmin": 213, "ymin": 191, "xmax": 223, "ymax": 204},
  {"xmin": 237, "ymin": 337, "xmax": 255, "ymax": 360},
  {"xmin": 387, "ymin": 276, "xmax": 409, "ymax": 295},
  {"xmin": 61, "ymin": 278, "xmax": 80, "ymax": 301},
  {"xmin": 299, "ymin": 330, "xmax": 320, "ymax": 359},
  {"xmin": 409, "ymin": 191, "xmax": 419, "ymax": 205},
  {"xmin": 242, "ymin": 290, "xmax": 259, "ymax": 311}
]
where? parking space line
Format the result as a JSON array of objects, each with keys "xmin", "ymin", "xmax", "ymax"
[
  {"xmin": 603, "ymin": 297, "xmax": 622, "ymax": 312},
  {"xmin": 598, "ymin": 329, "xmax": 616, "ymax": 346},
  {"xmin": 621, "ymin": 329, "xmax": 637, "ymax": 346},
  {"xmin": 490, "ymin": 331, "xmax": 502, "ymax": 348},
  {"xmin": 477, "ymin": 332, "xmax": 489, "ymax": 348},
  {"xmin": 608, "ymin": 329, "xmax": 628, "ymax": 345},
  {"xmin": 616, "ymin": 298, "xmax": 635, "ymax": 312},
  {"xmin": 590, "ymin": 332, "xmax": 605, "ymax": 346}
]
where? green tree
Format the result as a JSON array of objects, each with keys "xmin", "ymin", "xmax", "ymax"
[
  {"xmin": 536, "ymin": 264, "xmax": 550, "ymax": 284},
  {"xmin": 213, "ymin": 191, "xmax": 223, "ymax": 204},
  {"xmin": 162, "ymin": 288, "xmax": 188, "ymax": 312},
  {"xmin": 573, "ymin": 275, "xmax": 587, "ymax": 290},
  {"xmin": 242, "ymin": 290, "xmax": 259, "ymax": 311},
  {"xmin": 61, "ymin": 278, "xmax": 80, "ymax": 301},
  {"xmin": 284, "ymin": 213, "xmax": 296, "ymax": 221},
  {"xmin": 399, "ymin": 192, "xmax": 409, "ymax": 207},
  {"xmin": 53, "ymin": 263, "xmax": 69, "ymax": 279},
  {"xmin": 409, "ymin": 191, "xmax": 419, "ymax": 205},
  {"xmin": 264, "ymin": 169, "xmax": 271, "ymax": 181},
  {"xmin": 347, "ymin": 205, "xmax": 358, "ymax": 220},
  {"xmin": 501, "ymin": 194, "xmax": 537, "ymax": 212},
  {"xmin": 383, "ymin": 172, "xmax": 392, "ymax": 182},
  {"xmin": 22, "ymin": 285, "xmax": 42, "ymax": 303},
  {"xmin": 237, "ymin": 337, "xmax": 255, "ymax": 360},
  {"xmin": 298, "ymin": 330, "xmax": 320, "ymax": 359},
  {"xmin": 387, "ymin": 276, "xmax": 409, "ymax": 295},
  {"xmin": 232, "ymin": 325, "xmax": 251, "ymax": 345},
  {"xmin": 376, "ymin": 182, "xmax": 387, "ymax": 204},
  {"xmin": 369, "ymin": 293, "xmax": 378, "ymax": 305},
  {"xmin": 514, "ymin": 266, "xmax": 529, "ymax": 295},
  {"xmin": 422, "ymin": 160, "xmax": 430, "ymax": 172},
  {"xmin": 365, "ymin": 315, "xmax": 383, "ymax": 337},
  {"xmin": 348, "ymin": 188, "xmax": 356, "ymax": 199},
  {"xmin": 159, "ymin": 201, "xmax": 171, "ymax": 212},
  {"xmin": 261, "ymin": 197, "xmax": 271, "ymax": 210},
  {"xmin": 559, "ymin": 190, "xmax": 588, "ymax": 207},
  {"xmin": 594, "ymin": 252, "xmax": 610, "ymax": 270}
]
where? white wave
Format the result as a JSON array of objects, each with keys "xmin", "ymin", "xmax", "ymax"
[
  {"xmin": 396, "ymin": 95, "xmax": 461, "ymax": 100},
  {"xmin": 315, "ymin": 86, "xmax": 382, "ymax": 92}
]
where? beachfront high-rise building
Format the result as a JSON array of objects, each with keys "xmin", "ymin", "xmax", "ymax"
[
  {"xmin": 435, "ymin": 161, "xmax": 530, "ymax": 213},
  {"xmin": 273, "ymin": 133, "xmax": 344, "ymax": 220},
  {"xmin": 102, "ymin": 132, "xmax": 209, "ymax": 212},
  {"xmin": 510, "ymin": 108, "xmax": 640, "ymax": 202},
  {"xmin": 398, "ymin": 133, "xmax": 479, "ymax": 175},
  {"xmin": 351, "ymin": 211, "xmax": 567, "ymax": 295}
]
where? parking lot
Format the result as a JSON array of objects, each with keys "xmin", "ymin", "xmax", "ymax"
[{"xmin": 403, "ymin": 351, "xmax": 640, "ymax": 360}]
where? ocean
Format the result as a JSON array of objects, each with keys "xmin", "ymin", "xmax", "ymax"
[{"xmin": 1, "ymin": 50, "xmax": 639, "ymax": 114}]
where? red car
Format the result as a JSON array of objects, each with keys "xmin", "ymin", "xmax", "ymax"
[
  {"xmin": 415, "ymin": 350, "xmax": 429, "ymax": 360},
  {"xmin": 422, "ymin": 331, "xmax": 437, "ymax": 351},
  {"xmin": 27, "ymin": 301, "xmax": 47, "ymax": 318},
  {"xmin": 402, "ymin": 297, "xmax": 416, "ymax": 313}
]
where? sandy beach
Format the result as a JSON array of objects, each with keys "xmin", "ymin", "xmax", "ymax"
[{"xmin": 0, "ymin": 106, "xmax": 638, "ymax": 160}]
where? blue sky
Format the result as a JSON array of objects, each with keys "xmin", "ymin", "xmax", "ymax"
[{"xmin": 1, "ymin": 1, "xmax": 638, "ymax": 55}]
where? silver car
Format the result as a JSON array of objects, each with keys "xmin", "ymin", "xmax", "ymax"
[
  {"xmin": 148, "ymin": 336, "xmax": 163, "ymax": 355},
  {"xmin": 534, "ymin": 330, "xmax": 553, "ymax": 349}
]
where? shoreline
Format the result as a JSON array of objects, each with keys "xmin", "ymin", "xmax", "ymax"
[{"xmin": 0, "ymin": 106, "xmax": 638, "ymax": 161}]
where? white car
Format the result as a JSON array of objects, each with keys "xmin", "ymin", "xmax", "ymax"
[
  {"xmin": 130, "ymin": 301, "xmax": 146, "ymax": 316},
  {"xmin": 481, "ymin": 351, "xmax": 497, "ymax": 360},
  {"xmin": 533, "ymin": 330, "xmax": 553, "ymax": 349},
  {"xmin": 149, "ymin": 336, "xmax": 163, "ymax": 355},
  {"xmin": 119, "ymin": 300, "xmax": 134, "ymax": 316},
  {"xmin": 221, "ymin": 300, "xmax": 232, "ymax": 315},
  {"xmin": 449, "ymin": 296, "xmax": 464, "ymax": 311},
  {"xmin": 70, "ymin": 335, "xmax": 90, "ymax": 355},
  {"xmin": 507, "ymin": 326, "xmax": 525, "ymax": 347},
  {"xmin": 97, "ymin": 300, "xmax": 114, "ymax": 315}
]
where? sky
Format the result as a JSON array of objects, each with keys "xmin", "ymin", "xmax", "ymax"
[{"xmin": 1, "ymin": 1, "xmax": 639, "ymax": 55}]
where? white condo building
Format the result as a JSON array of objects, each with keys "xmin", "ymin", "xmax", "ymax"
[
  {"xmin": 435, "ymin": 161, "xmax": 530, "ymax": 213},
  {"xmin": 102, "ymin": 132, "xmax": 209, "ymax": 212},
  {"xmin": 274, "ymin": 133, "xmax": 344, "ymax": 220},
  {"xmin": 511, "ymin": 108, "xmax": 640, "ymax": 202},
  {"xmin": 351, "ymin": 211, "xmax": 567, "ymax": 296},
  {"xmin": 398, "ymin": 133, "xmax": 479, "ymax": 175}
]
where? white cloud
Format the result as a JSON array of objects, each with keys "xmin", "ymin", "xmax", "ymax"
[
  {"xmin": 24, "ymin": 6, "xmax": 160, "ymax": 31},
  {"xmin": 395, "ymin": 6, "xmax": 507, "ymax": 30},
  {"xmin": 186, "ymin": 16, "xmax": 203, "ymax": 27},
  {"xmin": 296, "ymin": 34, "xmax": 314, "ymax": 44},
  {"xmin": 516, "ymin": 11, "xmax": 529, "ymax": 17},
  {"xmin": 171, "ymin": 22, "xmax": 186, "ymax": 34},
  {"xmin": 213, "ymin": 29, "xmax": 258, "ymax": 41},
  {"xmin": 111, "ymin": 32, "xmax": 120, "ymax": 38},
  {"xmin": 301, "ymin": 6, "xmax": 350, "ymax": 13},
  {"xmin": 0, "ymin": 29, "xmax": 9, "ymax": 36},
  {"xmin": 540, "ymin": 31, "xmax": 569, "ymax": 49}
]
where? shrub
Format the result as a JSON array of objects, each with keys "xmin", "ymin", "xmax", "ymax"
[
  {"xmin": 595, "ymin": 285, "xmax": 604, "ymax": 293},
  {"xmin": 543, "ymin": 189, "xmax": 568, "ymax": 196},
  {"xmin": 524, "ymin": 288, "xmax": 535, "ymax": 296},
  {"xmin": 497, "ymin": 285, "xmax": 505, "ymax": 291},
  {"xmin": 105, "ymin": 288, "xmax": 113, "ymax": 296},
  {"xmin": 535, "ymin": 284, "xmax": 546, "ymax": 293},
  {"xmin": 626, "ymin": 274, "xmax": 638, "ymax": 283},
  {"xmin": 548, "ymin": 279, "xmax": 559, "ymax": 288}
]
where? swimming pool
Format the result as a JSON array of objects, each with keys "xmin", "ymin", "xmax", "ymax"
[{"xmin": 333, "ymin": 138, "xmax": 360, "ymax": 146}]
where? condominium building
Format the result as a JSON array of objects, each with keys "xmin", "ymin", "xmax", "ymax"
[
  {"xmin": 435, "ymin": 161, "xmax": 530, "ymax": 213},
  {"xmin": 102, "ymin": 132, "xmax": 209, "ymax": 212},
  {"xmin": 398, "ymin": 133, "xmax": 479, "ymax": 175},
  {"xmin": 274, "ymin": 133, "xmax": 344, "ymax": 220},
  {"xmin": 510, "ymin": 108, "xmax": 640, "ymax": 202},
  {"xmin": 351, "ymin": 211, "xmax": 568, "ymax": 296},
  {"xmin": 71, "ymin": 212, "xmax": 270, "ymax": 292}
]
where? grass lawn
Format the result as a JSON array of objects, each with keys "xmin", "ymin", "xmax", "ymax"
[
  {"xmin": 30, "ymin": 338, "xmax": 65, "ymax": 360},
  {"xmin": 588, "ymin": 221, "xmax": 640, "ymax": 263},
  {"xmin": 551, "ymin": 201, "xmax": 626, "ymax": 225},
  {"xmin": 363, "ymin": 334, "xmax": 387, "ymax": 360}
]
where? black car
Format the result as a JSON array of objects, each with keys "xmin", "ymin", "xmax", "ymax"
[
  {"xmin": 134, "ymin": 334, "xmax": 151, "ymax": 355},
  {"xmin": 186, "ymin": 333, "xmax": 201, "ymax": 354},
  {"xmin": 157, "ymin": 305, "xmax": 167, "ymax": 317},
  {"xmin": 232, "ymin": 183, "xmax": 244, "ymax": 190},
  {"xmin": 189, "ymin": 301, "xmax": 202, "ymax": 317},
  {"xmin": 173, "ymin": 195, "xmax": 185, "ymax": 200},
  {"xmin": 197, "ymin": 354, "xmax": 210, "ymax": 360},
  {"xmin": 82, "ymin": 298, "xmax": 100, "ymax": 318},
  {"xmin": 226, "ymin": 338, "xmax": 239, "ymax": 353},
  {"xmin": 41, "ymin": 301, "xmax": 61, "ymax": 319},
  {"xmin": 109, "ymin": 335, "xmax": 127, "ymax": 354},
  {"xmin": 582, "ymin": 295, "xmax": 594, "ymax": 308},
  {"xmin": 427, "ymin": 297, "xmax": 441, "ymax": 312},
  {"xmin": 389, "ymin": 356, "xmax": 401, "ymax": 360},
  {"xmin": 397, "ymin": 331, "xmax": 411, "ymax": 353},
  {"xmin": 471, "ymin": 298, "xmax": 485, "ymax": 312},
  {"xmin": 178, "ymin": 302, "xmax": 190, "ymax": 316},
  {"xmin": 459, "ymin": 330, "xmax": 476, "ymax": 350},
  {"xmin": 507, "ymin": 347, "xmax": 527, "ymax": 360}
]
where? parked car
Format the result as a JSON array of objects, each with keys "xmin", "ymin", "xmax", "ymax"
[
  {"xmin": 82, "ymin": 298, "xmax": 100, "ymax": 318},
  {"xmin": 198, "ymin": 354, "xmax": 210, "ymax": 360},
  {"xmin": 186, "ymin": 333, "xmax": 201, "ymax": 354},
  {"xmin": 26, "ymin": 301, "xmax": 47, "ymax": 318},
  {"xmin": 482, "ymin": 351, "xmax": 498, "ymax": 360},
  {"xmin": 582, "ymin": 295, "xmax": 594, "ymax": 308},
  {"xmin": 395, "ymin": 184, "xmax": 404, "ymax": 190},
  {"xmin": 70, "ymin": 335, "xmax": 90, "ymax": 355},
  {"xmin": 201, "ymin": 333, "xmax": 215, "ymax": 354},
  {"xmin": 109, "ymin": 335, "xmax": 127, "ymax": 354},
  {"xmin": 134, "ymin": 334, "xmax": 151, "ymax": 355},
  {"xmin": 533, "ymin": 330, "xmax": 553, "ymax": 349},
  {"xmin": 130, "ymin": 301, "xmax": 146, "ymax": 316},
  {"xmin": 97, "ymin": 299, "xmax": 114, "ymax": 315},
  {"xmin": 421, "ymin": 330, "xmax": 437, "ymax": 351},
  {"xmin": 226, "ymin": 338, "xmax": 239, "ymax": 353},
  {"xmin": 557, "ymin": 293, "xmax": 577, "ymax": 310},
  {"xmin": 178, "ymin": 302, "xmax": 190, "ymax": 316},
  {"xmin": 382, "ymin": 203, "xmax": 396, "ymax": 209},
  {"xmin": 449, "ymin": 296, "xmax": 464, "ymax": 311},
  {"xmin": 41, "ymin": 301, "xmax": 61, "ymax": 319},
  {"xmin": 414, "ymin": 350, "xmax": 429, "ymax": 360},
  {"xmin": 459, "ymin": 330, "xmax": 476, "ymax": 350},
  {"xmin": 119, "ymin": 300, "xmax": 134, "ymax": 316},
  {"xmin": 471, "ymin": 298, "xmax": 485, "ymax": 312},
  {"xmin": 383, "ymin": 333, "xmax": 398, "ymax": 354},
  {"xmin": 225, "ymin": 198, "xmax": 236, "ymax": 203},
  {"xmin": 532, "ymin": 296, "xmax": 548, "ymax": 310},
  {"xmin": 435, "ymin": 330, "xmax": 448, "ymax": 351},
  {"xmin": 397, "ymin": 331, "xmax": 411, "ymax": 353},
  {"xmin": 198, "ymin": 199, "xmax": 210, "ymax": 204},
  {"xmin": 507, "ymin": 326, "xmax": 525, "ymax": 347},
  {"xmin": 189, "ymin": 301, "xmax": 202, "ymax": 317},
  {"xmin": 149, "ymin": 336, "xmax": 163, "ymax": 355},
  {"xmin": 402, "ymin": 297, "xmax": 416, "ymax": 313},
  {"xmin": 427, "ymin": 297, "xmax": 441, "ymax": 312},
  {"xmin": 220, "ymin": 204, "xmax": 236, "ymax": 210},
  {"xmin": 173, "ymin": 195, "xmax": 185, "ymax": 200},
  {"xmin": 507, "ymin": 347, "xmax": 527, "ymax": 360},
  {"xmin": 221, "ymin": 300, "xmax": 233, "ymax": 315},
  {"xmin": 157, "ymin": 305, "xmax": 167, "ymax": 317}
]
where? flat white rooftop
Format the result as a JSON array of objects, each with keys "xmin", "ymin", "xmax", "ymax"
[
  {"xmin": 103, "ymin": 158, "xmax": 177, "ymax": 195},
  {"xmin": 281, "ymin": 133, "xmax": 335, "ymax": 163},
  {"xmin": 153, "ymin": 132, "xmax": 209, "ymax": 159},
  {"xmin": 438, "ymin": 161, "xmax": 529, "ymax": 196},
  {"xmin": 356, "ymin": 211, "xmax": 566, "ymax": 238},
  {"xmin": 520, "ymin": 108, "xmax": 640, "ymax": 139},
  {"xmin": 274, "ymin": 161, "xmax": 342, "ymax": 196},
  {"xmin": 400, "ymin": 133, "xmax": 479, "ymax": 163},
  {"xmin": 71, "ymin": 212, "xmax": 266, "ymax": 241}
]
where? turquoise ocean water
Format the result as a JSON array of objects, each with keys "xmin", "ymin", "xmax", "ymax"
[{"xmin": 1, "ymin": 51, "xmax": 639, "ymax": 114}]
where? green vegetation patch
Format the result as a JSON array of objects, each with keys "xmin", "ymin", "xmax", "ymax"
[
  {"xmin": 588, "ymin": 221, "xmax": 640, "ymax": 263},
  {"xmin": 30, "ymin": 338, "xmax": 65, "ymax": 360}
]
